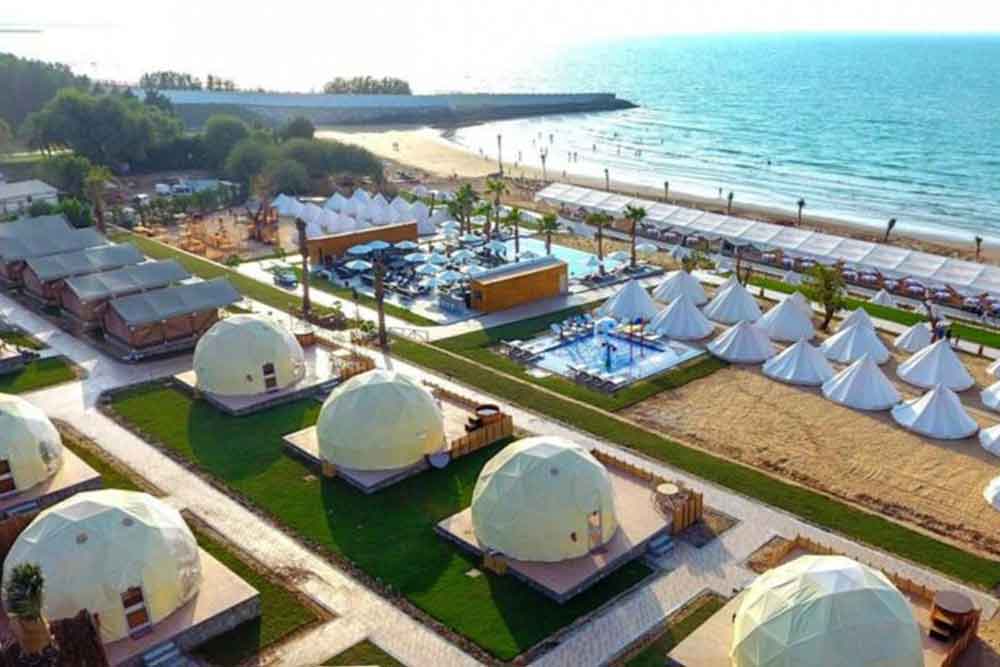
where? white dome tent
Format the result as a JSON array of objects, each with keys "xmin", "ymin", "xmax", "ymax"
[
  {"xmin": 822, "ymin": 354, "xmax": 902, "ymax": 411},
  {"xmin": 3, "ymin": 490, "xmax": 202, "ymax": 643},
  {"xmin": 651, "ymin": 270, "xmax": 708, "ymax": 306},
  {"xmin": 762, "ymin": 339, "xmax": 835, "ymax": 386},
  {"xmin": 647, "ymin": 294, "xmax": 714, "ymax": 340},
  {"xmin": 0, "ymin": 393, "xmax": 64, "ymax": 494},
  {"xmin": 757, "ymin": 298, "xmax": 815, "ymax": 342},
  {"xmin": 316, "ymin": 370, "xmax": 445, "ymax": 471},
  {"xmin": 986, "ymin": 477, "xmax": 1000, "ymax": 511},
  {"xmin": 730, "ymin": 555, "xmax": 922, "ymax": 667},
  {"xmin": 982, "ymin": 381, "xmax": 1000, "ymax": 412},
  {"xmin": 896, "ymin": 339, "xmax": 974, "ymax": 391},
  {"xmin": 193, "ymin": 316, "xmax": 306, "ymax": 397},
  {"xmin": 979, "ymin": 424, "xmax": 1000, "ymax": 456},
  {"xmin": 707, "ymin": 321, "xmax": 776, "ymax": 364},
  {"xmin": 595, "ymin": 280, "xmax": 660, "ymax": 323},
  {"xmin": 838, "ymin": 307, "xmax": 876, "ymax": 332},
  {"xmin": 891, "ymin": 385, "xmax": 978, "ymax": 440},
  {"xmin": 702, "ymin": 283, "xmax": 762, "ymax": 325},
  {"xmin": 470, "ymin": 437, "xmax": 618, "ymax": 563},
  {"xmin": 821, "ymin": 323, "xmax": 890, "ymax": 365},
  {"xmin": 894, "ymin": 322, "xmax": 933, "ymax": 354},
  {"xmin": 869, "ymin": 289, "xmax": 896, "ymax": 307}
]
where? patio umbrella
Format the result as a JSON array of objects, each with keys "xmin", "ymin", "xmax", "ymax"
[
  {"xmin": 440, "ymin": 221, "xmax": 461, "ymax": 232},
  {"xmin": 486, "ymin": 240, "xmax": 508, "ymax": 254},
  {"xmin": 636, "ymin": 242, "xmax": 658, "ymax": 255},
  {"xmin": 438, "ymin": 270, "xmax": 465, "ymax": 284},
  {"xmin": 429, "ymin": 252, "xmax": 449, "ymax": 265},
  {"xmin": 419, "ymin": 276, "xmax": 442, "ymax": 290},
  {"xmin": 367, "ymin": 240, "xmax": 391, "ymax": 251},
  {"xmin": 394, "ymin": 240, "xmax": 419, "ymax": 251},
  {"xmin": 461, "ymin": 233, "xmax": 484, "ymax": 244},
  {"xmin": 607, "ymin": 250, "xmax": 630, "ymax": 263},
  {"xmin": 345, "ymin": 260, "xmax": 372, "ymax": 272},
  {"xmin": 347, "ymin": 244, "xmax": 372, "ymax": 256},
  {"xmin": 431, "ymin": 242, "xmax": 448, "ymax": 252},
  {"xmin": 444, "ymin": 230, "xmax": 460, "ymax": 240},
  {"xmin": 404, "ymin": 252, "xmax": 431, "ymax": 264},
  {"xmin": 415, "ymin": 263, "xmax": 441, "ymax": 276},
  {"xmin": 451, "ymin": 249, "xmax": 476, "ymax": 262}
]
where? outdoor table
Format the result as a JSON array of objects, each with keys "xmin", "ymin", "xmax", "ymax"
[{"xmin": 934, "ymin": 589, "xmax": 975, "ymax": 616}]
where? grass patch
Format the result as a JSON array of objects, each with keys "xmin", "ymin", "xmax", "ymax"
[
  {"xmin": 291, "ymin": 267, "xmax": 438, "ymax": 327},
  {"xmin": 324, "ymin": 640, "xmax": 405, "ymax": 666},
  {"xmin": 109, "ymin": 385, "xmax": 652, "ymax": 661},
  {"xmin": 391, "ymin": 338, "xmax": 1000, "ymax": 590},
  {"xmin": 0, "ymin": 356, "xmax": 77, "ymax": 393},
  {"xmin": 624, "ymin": 595, "xmax": 725, "ymax": 667},
  {"xmin": 0, "ymin": 329, "xmax": 46, "ymax": 350},
  {"xmin": 58, "ymin": 424, "xmax": 143, "ymax": 493}
]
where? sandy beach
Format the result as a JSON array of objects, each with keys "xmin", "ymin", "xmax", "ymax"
[{"xmin": 318, "ymin": 125, "xmax": 1000, "ymax": 264}]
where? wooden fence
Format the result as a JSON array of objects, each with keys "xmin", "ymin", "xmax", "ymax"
[
  {"xmin": 337, "ymin": 354, "xmax": 375, "ymax": 381},
  {"xmin": 672, "ymin": 493, "xmax": 704, "ymax": 535},
  {"xmin": 449, "ymin": 415, "xmax": 514, "ymax": 459},
  {"xmin": 942, "ymin": 611, "xmax": 981, "ymax": 667}
]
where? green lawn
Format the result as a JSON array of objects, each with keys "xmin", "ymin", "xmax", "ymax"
[
  {"xmin": 324, "ymin": 640, "xmax": 405, "ymax": 666},
  {"xmin": 624, "ymin": 595, "xmax": 725, "ymax": 667},
  {"xmin": 391, "ymin": 338, "xmax": 1000, "ymax": 590},
  {"xmin": 291, "ymin": 267, "xmax": 438, "ymax": 327},
  {"xmin": 108, "ymin": 385, "xmax": 652, "ymax": 661},
  {"xmin": 0, "ymin": 329, "xmax": 47, "ymax": 350},
  {"xmin": 0, "ymin": 357, "xmax": 77, "ymax": 393}
]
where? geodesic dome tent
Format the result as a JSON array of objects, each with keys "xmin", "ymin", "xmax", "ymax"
[
  {"xmin": 731, "ymin": 555, "xmax": 922, "ymax": 667},
  {"xmin": 317, "ymin": 370, "xmax": 445, "ymax": 471},
  {"xmin": 471, "ymin": 437, "xmax": 618, "ymax": 563},
  {"xmin": 193, "ymin": 315, "xmax": 306, "ymax": 396},
  {"xmin": 3, "ymin": 490, "xmax": 202, "ymax": 643},
  {"xmin": 0, "ymin": 393, "xmax": 63, "ymax": 494}
]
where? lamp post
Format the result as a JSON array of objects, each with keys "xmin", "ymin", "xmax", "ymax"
[
  {"xmin": 604, "ymin": 168, "xmax": 610, "ymax": 192},
  {"xmin": 726, "ymin": 191, "xmax": 734, "ymax": 215},
  {"xmin": 497, "ymin": 133, "xmax": 503, "ymax": 176},
  {"xmin": 539, "ymin": 148, "xmax": 548, "ymax": 182},
  {"xmin": 663, "ymin": 180, "xmax": 669, "ymax": 202},
  {"xmin": 295, "ymin": 219, "xmax": 311, "ymax": 320}
]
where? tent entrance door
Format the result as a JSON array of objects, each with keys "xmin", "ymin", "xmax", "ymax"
[
  {"xmin": 587, "ymin": 510, "xmax": 603, "ymax": 553},
  {"xmin": 122, "ymin": 586, "xmax": 152, "ymax": 637},
  {"xmin": 0, "ymin": 460, "xmax": 15, "ymax": 497},
  {"xmin": 262, "ymin": 362, "xmax": 278, "ymax": 392}
]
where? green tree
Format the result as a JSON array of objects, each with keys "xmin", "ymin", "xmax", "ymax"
[
  {"xmin": 538, "ymin": 213, "xmax": 560, "ymax": 255},
  {"xmin": 586, "ymin": 212, "xmax": 612, "ymax": 274},
  {"xmin": 281, "ymin": 116, "xmax": 315, "ymax": 141},
  {"xmin": 203, "ymin": 114, "xmax": 249, "ymax": 168},
  {"xmin": 503, "ymin": 207, "xmax": 524, "ymax": 257},
  {"xmin": 59, "ymin": 197, "xmax": 94, "ymax": 228},
  {"xmin": 84, "ymin": 165, "xmax": 112, "ymax": 232},
  {"xmin": 264, "ymin": 158, "xmax": 309, "ymax": 195},
  {"xmin": 225, "ymin": 138, "xmax": 274, "ymax": 185},
  {"xmin": 0, "ymin": 53, "xmax": 91, "ymax": 129},
  {"xmin": 801, "ymin": 264, "xmax": 846, "ymax": 331},
  {"xmin": 322, "ymin": 76, "xmax": 411, "ymax": 94},
  {"xmin": 37, "ymin": 154, "xmax": 93, "ymax": 198},
  {"xmin": 448, "ymin": 183, "xmax": 476, "ymax": 234},
  {"xmin": 623, "ymin": 204, "xmax": 647, "ymax": 268},
  {"xmin": 484, "ymin": 177, "xmax": 508, "ymax": 240},
  {"xmin": 138, "ymin": 70, "xmax": 202, "ymax": 90},
  {"xmin": 142, "ymin": 88, "xmax": 174, "ymax": 114},
  {"xmin": 0, "ymin": 118, "xmax": 11, "ymax": 150}
]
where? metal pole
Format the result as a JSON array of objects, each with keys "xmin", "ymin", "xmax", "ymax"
[
  {"xmin": 604, "ymin": 168, "xmax": 610, "ymax": 192},
  {"xmin": 497, "ymin": 134, "xmax": 503, "ymax": 176}
]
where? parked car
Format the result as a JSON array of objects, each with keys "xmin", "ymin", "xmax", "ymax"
[{"xmin": 273, "ymin": 271, "xmax": 299, "ymax": 288}]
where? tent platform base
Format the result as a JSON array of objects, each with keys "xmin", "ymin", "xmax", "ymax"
[
  {"xmin": 0, "ymin": 447, "xmax": 102, "ymax": 519},
  {"xmin": 435, "ymin": 465, "xmax": 671, "ymax": 603},
  {"xmin": 175, "ymin": 367, "xmax": 341, "ymax": 417}
]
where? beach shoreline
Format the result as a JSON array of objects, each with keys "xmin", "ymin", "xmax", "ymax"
[{"xmin": 317, "ymin": 125, "xmax": 1000, "ymax": 264}]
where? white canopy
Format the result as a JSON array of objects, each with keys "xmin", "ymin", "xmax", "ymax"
[
  {"xmin": 821, "ymin": 323, "xmax": 890, "ymax": 365},
  {"xmin": 986, "ymin": 476, "xmax": 1000, "ymax": 511},
  {"xmin": 822, "ymin": 354, "xmax": 901, "ymax": 411},
  {"xmin": 340, "ymin": 198, "xmax": 357, "ymax": 217},
  {"xmin": 762, "ymin": 339, "xmax": 835, "ymax": 386},
  {"xmin": 647, "ymin": 293, "xmax": 714, "ymax": 340},
  {"xmin": 595, "ymin": 280, "xmax": 660, "ymax": 323},
  {"xmin": 987, "ymin": 358, "xmax": 1000, "ymax": 379},
  {"xmin": 702, "ymin": 283, "xmax": 762, "ymax": 324},
  {"xmin": 979, "ymin": 424, "xmax": 1000, "ymax": 456},
  {"xmin": 894, "ymin": 322, "xmax": 932, "ymax": 354},
  {"xmin": 731, "ymin": 555, "xmax": 922, "ymax": 667},
  {"xmin": 372, "ymin": 192, "xmax": 388, "ymax": 207},
  {"xmin": 300, "ymin": 203, "xmax": 324, "ymax": 225},
  {"xmin": 470, "ymin": 437, "xmax": 618, "ymax": 563},
  {"xmin": 708, "ymin": 321, "xmax": 776, "ymax": 363},
  {"xmin": 891, "ymin": 384, "xmax": 978, "ymax": 440},
  {"xmin": 4, "ymin": 490, "xmax": 201, "ymax": 643},
  {"xmin": 194, "ymin": 315, "xmax": 306, "ymax": 396},
  {"xmin": 783, "ymin": 291, "xmax": 813, "ymax": 319},
  {"xmin": 410, "ymin": 200, "xmax": 430, "ymax": 222},
  {"xmin": 757, "ymin": 298, "xmax": 815, "ymax": 342},
  {"xmin": 327, "ymin": 192, "xmax": 348, "ymax": 212},
  {"xmin": 896, "ymin": 339, "xmax": 974, "ymax": 391},
  {"xmin": 352, "ymin": 189, "xmax": 371, "ymax": 203},
  {"xmin": 838, "ymin": 307, "xmax": 876, "ymax": 332},
  {"xmin": 982, "ymin": 380, "xmax": 1000, "ymax": 412},
  {"xmin": 869, "ymin": 289, "xmax": 896, "ymax": 307},
  {"xmin": 0, "ymin": 393, "xmax": 63, "ymax": 493},
  {"xmin": 651, "ymin": 270, "xmax": 707, "ymax": 306},
  {"xmin": 390, "ymin": 195, "xmax": 410, "ymax": 213}
]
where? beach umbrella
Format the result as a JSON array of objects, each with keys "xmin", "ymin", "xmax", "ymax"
[
  {"xmin": 404, "ymin": 252, "xmax": 431, "ymax": 264},
  {"xmin": 394, "ymin": 240, "xmax": 419, "ymax": 251},
  {"xmin": 486, "ymin": 240, "xmax": 508, "ymax": 254},
  {"xmin": 431, "ymin": 242, "xmax": 448, "ymax": 252},
  {"xmin": 347, "ymin": 244, "xmax": 372, "ymax": 256},
  {"xmin": 438, "ymin": 270, "xmax": 465, "ymax": 284},
  {"xmin": 345, "ymin": 260, "xmax": 372, "ymax": 272},
  {"xmin": 440, "ymin": 221, "xmax": 461, "ymax": 232},
  {"xmin": 451, "ymin": 249, "xmax": 476, "ymax": 262},
  {"xmin": 636, "ymin": 242, "xmax": 658, "ymax": 255},
  {"xmin": 415, "ymin": 263, "xmax": 441, "ymax": 276},
  {"xmin": 429, "ymin": 252, "xmax": 449, "ymax": 265},
  {"xmin": 367, "ymin": 240, "xmax": 391, "ymax": 251},
  {"xmin": 461, "ymin": 233, "xmax": 484, "ymax": 244}
]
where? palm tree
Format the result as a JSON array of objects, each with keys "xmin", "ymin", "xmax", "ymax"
[
  {"xmin": 884, "ymin": 217, "xmax": 897, "ymax": 242},
  {"xmin": 84, "ymin": 165, "xmax": 113, "ymax": 233},
  {"xmin": 373, "ymin": 255, "xmax": 388, "ymax": 349},
  {"xmin": 539, "ymin": 148, "xmax": 549, "ymax": 181},
  {"xmin": 976, "ymin": 235, "xmax": 984, "ymax": 262},
  {"xmin": 485, "ymin": 178, "xmax": 509, "ymax": 240},
  {"xmin": 797, "ymin": 198, "xmax": 806, "ymax": 226},
  {"xmin": 295, "ymin": 219, "xmax": 311, "ymax": 319},
  {"xmin": 623, "ymin": 204, "xmax": 647, "ymax": 269},
  {"xmin": 5, "ymin": 563, "xmax": 50, "ymax": 655},
  {"xmin": 449, "ymin": 184, "xmax": 476, "ymax": 234},
  {"xmin": 473, "ymin": 201, "xmax": 493, "ymax": 237},
  {"xmin": 539, "ymin": 213, "xmax": 560, "ymax": 255},
  {"xmin": 726, "ymin": 191, "xmax": 734, "ymax": 215},
  {"xmin": 663, "ymin": 180, "xmax": 670, "ymax": 202},
  {"xmin": 504, "ymin": 207, "xmax": 524, "ymax": 257},
  {"xmin": 587, "ymin": 212, "xmax": 612, "ymax": 274}
]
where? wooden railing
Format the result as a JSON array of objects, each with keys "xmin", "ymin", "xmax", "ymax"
[
  {"xmin": 337, "ymin": 354, "xmax": 375, "ymax": 381},
  {"xmin": 449, "ymin": 415, "xmax": 514, "ymax": 459}
]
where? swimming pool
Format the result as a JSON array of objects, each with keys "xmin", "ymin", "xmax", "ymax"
[
  {"xmin": 531, "ymin": 331, "xmax": 703, "ymax": 383},
  {"xmin": 504, "ymin": 238, "xmax": 621, "ymax": 279}
]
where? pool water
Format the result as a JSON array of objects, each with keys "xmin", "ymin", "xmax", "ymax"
[
  {"xmin": 504, "ymin": 238, "xmax": 621, "ymax": 279},
  {"xmin": 533, "ymin": 332, "xmax": 702, "ymax": 382}
]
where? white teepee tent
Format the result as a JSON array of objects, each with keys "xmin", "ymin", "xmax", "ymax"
[
  {"xmin": 703, "ymin": 283, "xmax": 762, "ymax": 325},
  {"xmin": 707, "ymin": 321, "xmax": 776, "ymax": 363},
  {"xmin": 986, "ymin": 358, "xmax": 1000, "ymax": 379},
  {"xmin": 891, "ymin": 385, "xmax": 978, "ymax": 440},
  {"xmin": 763, "ymin": 339, "xmax": 835, "ymax": 386},
  {"xmin": 647, "ymin": 293, "xmax": 714, "ymax": 340},
  {"xmin": 869, "ymin": 289, "xmax": 895, "ymax": 307},
  {"xmin": 596, "ymin": 280, "xmax": 661, "ymax": 323},
  {"xmin": 838, "ymin": 308, "xmax": 876, "ymax": 332},
  {"xmin": 783, "ymin": 291, "xmax": 813, "ymax": 319},
  {"xmin": 985, "ymin": 477, "xmax": 1000, "ymax": 511},
  {"xmin": 894, "ymin": 322, "xmax": 932, "ymax": 354},
  {"xmin": 979, "ymin": 424, "xmax": 1000, "ymax": 456},
  {"xmin": 652, "ymin": 270, "xmax": 708, "ymax": 306},
  {"xmin": 757, "ymin": 298, "xmax": 816, "ymax": 342},
  {"xmin": 821, "ymin": 323, "xmax": 890, "ymax": 365},
  {"xmin": 896, "ymin": 339, "xmax": 974, "ymax": 391},
  {"xmin": 982, "ymin": 380, "xmax": 1000, "ymax": 412},
  {"xmin": 822, "ymin": 354, "xmax": 902, "ymax": 411}
]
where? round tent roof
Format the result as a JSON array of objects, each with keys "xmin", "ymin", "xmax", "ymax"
[
  {"xmin": 702, "ymin": 283, "xmax": 762, "ymax": 325},
  {"xmin": 987, "ymin": 358, "xmax": 1000, "ymax": 380},
  {"xmin": 894, "ymin": 323, "xmax": 932, "ymax": 354},
  {"xmin": 762, "ymin": 339, "xmax": 834, "ymax": 386},
  {"xmin": 652, "ymin": 270, "xmax": 708, "ymax": 306},
  {"xmin": 3, "ymin": 490, "xmax": 201, "ymax": 643},
  {"xmin": 731, "ymin": 555, "xmax": 922, "ymax": 667},
  {"xmin": 820, "ymin": 323, "xmax": 890, "ymax": 365},
  {"xmin": 981, "ymin": 380, "xmax": 1000, "ymax": 412},
  {"xmin": 838, "ymin": 307, "xmax": 876, "ymax": 332},
  {"xmin": 317, "ymin": 370, "xmax": 445, "ymax": 471},
  {"xmin": 596, "ymin": 280, "xmax": 660, "ymax": 323},
  {"xmin": 194, "ymin": 315, "xmax": 306, "ymax": 397},
  {"xmin": 869, "ymin": 289, "xmax": 896, "ymax": 307},
  {"xmin": 757, "ymin": 297, "xmax": 815, "ymax": 342},
  {"xmin": 896, "ymin": 339, "xmax": 974, "ymax": 392},
  {"xmin": 647, "ymin": 293, "xmax": 714, "ymax": 340},
  {"xmin": 707, "ymin": 321, "xmax": 776, "ymax": 364},
  {"xmin": 783, "ymin": 291, "xmax": 813, "ymax": 319},
  {"xmin": 471, "ymin": 436, "xmax": 618, "ymax": 563},
  {"xmin": 890, "ymin": 384, "xmax": 979, "ymax": 440},
  {"xmin": 822, "ymin": 354, "xmax": 902, "ymax": 411},
  {"xmin": 0, "ymin": 394, "xmax": 63, "ymax": 493}
]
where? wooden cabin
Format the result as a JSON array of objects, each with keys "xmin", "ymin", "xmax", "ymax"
[
  {"xmin": 469, "ymin": 256, "xmax": 569, "ymax": 314},
  {"xmin": 305, "ymin": 221, "xmax": 418, "ymax": 266},
  {"xmin": 21, "ymin": 244, "xmax": 144, "ymax": 306},
  {"xmin": 0, "ymin": 215, "xmax": 105, "ymax": 287}
]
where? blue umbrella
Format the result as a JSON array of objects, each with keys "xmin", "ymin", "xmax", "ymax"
[
  {"xmin": 461, "ymin": 233, "xmax": 484, "ymax": 244},
  {"xmin": 394, "ymin": 240, "xmax": 419, "ymax": 250},
  {"xmin": 367, "ymin": 240, "xmax": 391, "ymax": 251},
  {"xmin": 438, "ymin": 270, "xmax": 465, "ymax": 284},
  {"xmin": 347, "ymin": 244, "xmax": 372, "ymax": 256},
  {"xmin": 486, "ymin": 240, "xmax": 507, "ymax": 254},
  {"xmin": 429, "ymin": 252, "xmax": 449, "ymax": 265},
  {"xmin": 404, "ymin": 252, "xmax": 431, "ymax": 263},
  {"xmin": 345, "ymin": 259, "xmax": 372, "ymax": 272},
  {"xmin": 450, "ymin": 249, "xmax": 476, "ymax": 262},
  {"xmin": 415, "ymin": 263, "xmax": 441, "ymax": 276}
]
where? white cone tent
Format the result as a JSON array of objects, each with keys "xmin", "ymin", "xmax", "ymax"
[
  {"xmin": 896, "ymin": 339, "xmax": 974, "ymax": 391},
  {"xmin": 652, "ymin": 270, "xmax": 707, "ymax": 306},
  {"xmin": 979, "ymin": 424, "xmax": 1000, "ymax": 456},
  {"xmin": 417, "ymin": 218, "xmax": 437, "ymax": 236},
  {"xmin": 894, "ymin": 322, "xmax": 932, "ymax": 354},
  {"xmin": 300, "ymin": 203, "xmax": 324, "ymax": 225},
  {"xmin": 285, "ymin": 198, "xmax": 305, "ymax": 220},
  {"xmin": 891, "ymin": 384, "xmax": 978, "ymax": 440},
  {"xmin": 647, "ymin": 293, "xmax": 714, "ymax": 340},
  {"xmin": 717, "ymin": 275, "xmax": 739, "ymax": 293},
  {"xmin": 708, "ymin": 321, "xmax": 776, "ymax": 363},
  {"xmin": 982, "ymin": 380, "xmax": 1000, "ymax": 411},
  {"xmin": 410, "ymin": 200, "xmax": 430, "ymax": 222},
  {"xmin": 869, "ymin": 289, "xmax": 896, "ymax": 307},
  {"xmin": 352, "ymin": 189, "xmax": 371, "ymax": 204},
  {"xmin": 390, "ymin": 195, "xmax": 410, "ymax": 213},
  {"xmin": 821, "ymin": 323, "xmax": 890, "ymax": 365},
  {"xmin": 316, "ymin": 370, "xmax": 445, "ymax": 471},
  {"xmin": 595, "ymin": 280, "xmax": 660, "ymax": 323},
  {"xmin": 703, "ymin": 283, "xmax": 762, "ymax": 324},
  {"xmin": 271, "ymin": 194, "xmax": 296, "ymax": 216},
  {"xmin": 838, "ymin": 307, "xmax": 875, "ymax": 332},
  {"xmin": 3, "ymin": 490, "xmax": 202, "ymax": 643},
  {"xmin": 730, "ymin": 555, "xmax": 922, "ymax": 667},
  {"xmin": 194, "ymin": 315, "xmax": 306, "ymax": 397},
  {"xmin": 762, "ymin": 339, "xmax": 835, "ymax": 386},
  {"xmin": 757, "ymin": 298, "xmax": 815, "ymax": 342},
  {"xmin": 429, "ymin": 208, "xmax": 450, "ymax": 225},
  {"xmin": 783, "ymin": 291, "xmax": 813, "ymax": 319},
  {"xmin": 987, "ymin": 358, "xmax": 1000, "ymax": 379},
  {"xmin": 372, "ymin": 192, "xmax": 388, "ymax": 207},
  {"xmin": 470, "ymin": 437, "xmax": 618, "ymax": 563},
  {"xmin": 327, "ymin": 192, "xmax": 348, "ymax": 212},
  {"xmin": 340, "ymin": 198, "xmax": 357, "ymax": 217},
  {"xmin": 0, "ymin": 393, "xmax": 63, "ymax": 493},
  {"xmin": 822, "ymin": 354, "xmax": 901, "ymax": 411},
  {"xmin": 985, "ymin": 477, "xmax": 1000, "ymax": 511}
]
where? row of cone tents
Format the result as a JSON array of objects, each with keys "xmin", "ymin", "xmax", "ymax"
[{"xmin": 271, "ymin": 191, "xmax": 443, "ymax": 239}]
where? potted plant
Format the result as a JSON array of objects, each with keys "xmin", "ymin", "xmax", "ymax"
[{"xmin": 4, "ymin": 563, "xmax": 51, "ymax": 654}]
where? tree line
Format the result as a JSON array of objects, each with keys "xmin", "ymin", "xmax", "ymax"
[
  {"xmin": 138, "ymin": 70, "xmax": 236, "ymax": 91},
  {"xmin": 0, "ymin": 52, "xmax": 91, "ymax": 129},
  {"xmin": 322, "ymin": 76, "xmax": 412, "ymax": 95}
]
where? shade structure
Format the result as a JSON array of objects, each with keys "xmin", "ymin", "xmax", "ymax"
[
  {"xmin": 822, "ymin": 354, "xmax": 901, "ymax": 411},
  {"xmin": 979, "ymin": 424, "xmax": 1000, "ymax": 455},
  {"xmin": 894, "ymin": 322, "xmax": 932, "ymax": 354},
  {"xmin": 891, "ymin": 384, "xmax": 978, "ymax": 440},
  {"xmin": 316, "ymin": 370, "xmax": 445, "ymax": 471},
  {"xmin": 352, "ymin": 189, "xmax": 371, "ymax": 203},
  {"xmin": 652, "ymin": 270, "xmax": 708, "ymax": 306},
  {"xmin": 757, "ymin": 298, "xmax": 815, "ymax": 342},
  {"xmin": 595, "ymin": 280, "xmax": 660, "ymax": 323},
  {"xmin": 838, "ymin": 307, "xmax": 876, "ymax": 332},
  {"xmin": 470, "ymin": 437, "xmax": 618, "ymax": 563},
  {"xmin": 762, "ymin": 339, "xmax": 834, "ymax": 386},
  {"xmin": 0, "ymin": 393, "xmax": 63, "ymax": 493},
  {"xmin": 896, "ymin": 339, "xmax": 974, "ymax": 391},
  {"xmin": 702, "ymin": 283, "xmax": 762, "ymax": 324},
  {"xmin": 404, "ymin": 252, "xmax": 430, "ymax": 264},
  {"xmin": 986, "ymin": 477, "xmax": 1000, "ymax": 511},
  {"xmin": 647, "ymin": 293, "xmax": 714, "ymax": 340},
  {"xmin": 982, "ymin": 380, "xmax": 1000, "ymax": 412},
  {"xmin": 415, "ymin": 263, "xmax": 440, "ymax": 276},
  {"xmin": 717, "ymin": 275, "xmax": 739, "ymax": 293},
  {"xmin": 782, "ymin": 291, "xmax": 813, "ymax": 318},
  {"xmin": 345, "ymin": 260, "xmax": 372, "ymax": 272},
  {"xmin": 450, "ymin": 249, "xmax": 476, "ymax": 262},
  {"xmin": 730, "ymin": 555, "xmax": 922, "ymax": 667},
  {"xmin": 869, "ymin": 289, "xmax": 896, "ymax": 307},
  {"xmin": 347, "ymin": 244, "xmax": 372, "ymax": 256},
  {"xmin": 4, "ymin": 490, "xmax": 201, "ymax": 643},
  {"xmin": 194, "ymin": 315, "xmax": 306, "ymax": 397},
  {"xmin": 821, "ymin": 323, "xmax": 890, "ymax": 365},
  {"xmin": 635, "ymin": 242, "xmax": 658, "ymax": 255},
  {"xmin": 606, "ymin": 250, "xmax": 630, "ymax": 263},
  {"xmin": 394, "ymin": 240, "xmax": 419, "ymax": 251},
  {"xmin": 708, "ymin": 321, "xmax": 776, "ymax": 363}
]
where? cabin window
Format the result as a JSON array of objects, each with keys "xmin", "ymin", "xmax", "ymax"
[{"xmin": 121, "ymin": 587, "xmax": 151, "ymax": 636}]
